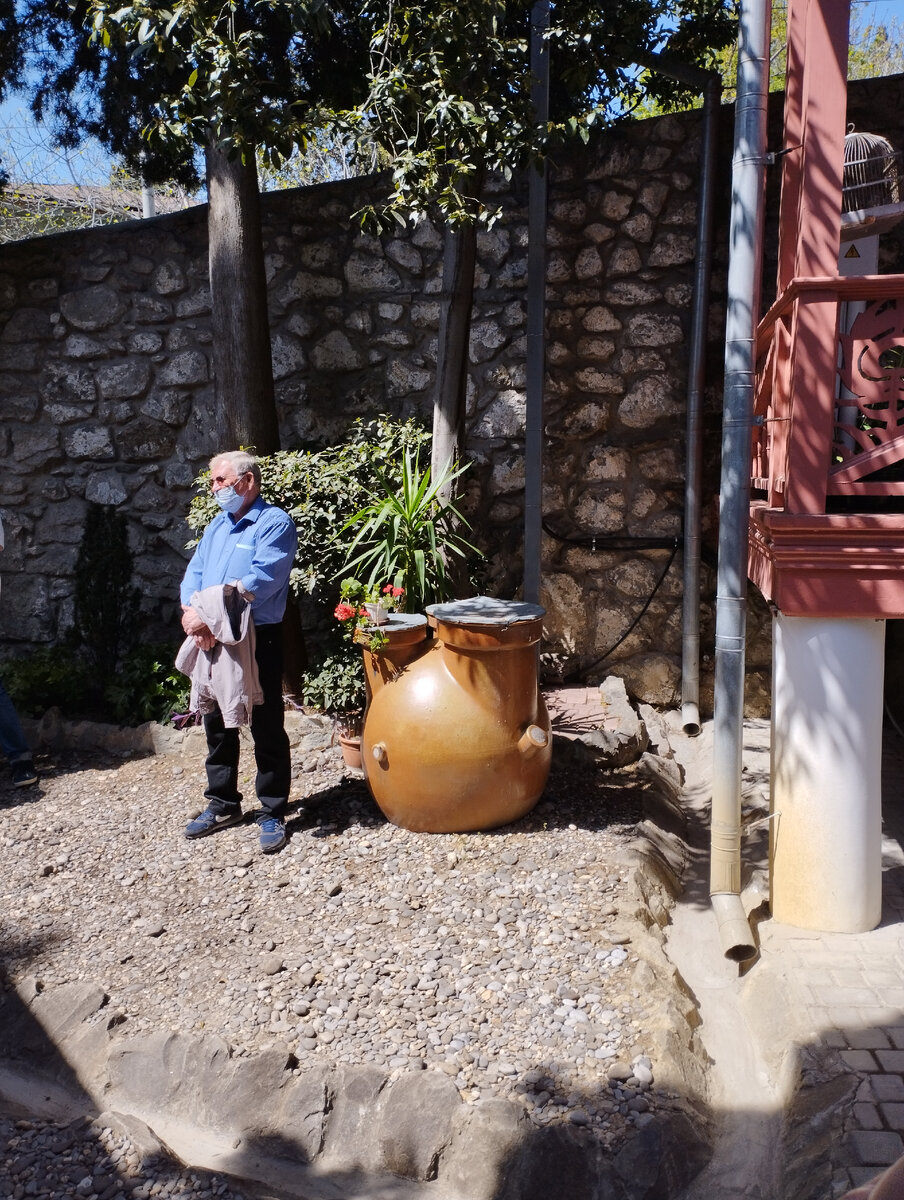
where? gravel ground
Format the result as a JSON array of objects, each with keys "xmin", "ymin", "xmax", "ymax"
[
  {"xmin": 0, "ymin": 733, "xmax": 682, "ymax": 1198},
  {"xmin": 0, "ymin": 1112, "xmax": 255, "ymax": 1200}
]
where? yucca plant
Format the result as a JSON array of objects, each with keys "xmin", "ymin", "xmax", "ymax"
[{"xmin": 338, "ymin": 452, "xmax": 482, "ymax": 612}]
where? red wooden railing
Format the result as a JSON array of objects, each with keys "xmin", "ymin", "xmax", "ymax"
[{"xmin": 752, "ymin": 274, "xmax": 904, "ymax": 512}]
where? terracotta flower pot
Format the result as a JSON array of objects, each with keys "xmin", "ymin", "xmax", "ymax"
[{"xmin": 338, "ymin": 731, "xmax": 363, "ymax": 769}]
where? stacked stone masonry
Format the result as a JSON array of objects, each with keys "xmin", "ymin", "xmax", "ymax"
[{"xmin": 3, "ymin": 74, "xmax": 904, "ymax": 704}]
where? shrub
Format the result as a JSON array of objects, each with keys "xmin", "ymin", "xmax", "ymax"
[
  {"xmin": 186, "ymin": 416, "xmax": 432, "ymax": 603},
  {"xmin": 103, "ymin": 643, "xmax": 191, "ymax": 726},
  {"xmin": 2, "ymin": 644, "xmax": 92, "ymax": 718},
  {"xmin": 340, "ymin": 452, "xmax": 481, "ymax": 611},
  {"xmin": 300, "ymin": 651, "xmax": 366, "ymax": 720},
  {"xmin": 1, "ymin": 641, "xmax": 187, "ymax": 726}
]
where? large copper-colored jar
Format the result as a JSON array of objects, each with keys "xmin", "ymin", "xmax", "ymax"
[{"xmin": 358, "ymin": 597, "xmax": 551, "ymax": 833}]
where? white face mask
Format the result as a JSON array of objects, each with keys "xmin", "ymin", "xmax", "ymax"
[{"xmin": 215, "ymin": 485, "xmax": 245, "ymax": 514}]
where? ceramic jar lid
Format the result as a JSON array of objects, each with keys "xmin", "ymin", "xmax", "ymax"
[
  {"xmin": 425, "ymin": 596, "xmax": 545, "ymax": 626},
  {"xmin": 382, "ymin": 613, "xmax": 429, "ymax": 630}
]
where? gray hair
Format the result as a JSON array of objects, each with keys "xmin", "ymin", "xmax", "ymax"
[{"xmin": 210, "ymin": 450, "xmax": 261, "ymax": 485}]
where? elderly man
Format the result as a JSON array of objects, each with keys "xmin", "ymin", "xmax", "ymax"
[{"xmin": 180, "ymin": 451, "xmax": 298, "ymax": 853}]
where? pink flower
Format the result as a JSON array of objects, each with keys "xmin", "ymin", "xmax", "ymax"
[{"xmin": 334, "ymin": 603, "xmax": 356, "ymax": 622}]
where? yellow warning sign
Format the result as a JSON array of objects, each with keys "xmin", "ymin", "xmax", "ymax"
[{"xmin": 845, "ymin": 245, "xmax": 861, "ymax": 258}]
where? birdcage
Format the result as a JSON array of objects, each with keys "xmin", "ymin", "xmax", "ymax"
[{"xmin": 842, "ymin": 126, "xmax": 901, "ymax": 213}]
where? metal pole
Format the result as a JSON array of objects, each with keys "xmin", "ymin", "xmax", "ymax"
[
  {"xmin": 710, "ymin": 0, "xmax": 770, "ymax": 960},
  {"xmin": 139, "ymin": 151, "xmax": 155, "ymax": 218},
  {"xmin": 681, "ymin": 74, "xmax": 721, "ymax": 736},
  {"xmin": 523, "ymin": 0, "xmax": 550, "ymax": 605}
]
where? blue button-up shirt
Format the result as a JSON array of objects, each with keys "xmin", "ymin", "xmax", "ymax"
[{"xmin": 180, "ymin": 497, "xmax": 298, "ymax": 627}]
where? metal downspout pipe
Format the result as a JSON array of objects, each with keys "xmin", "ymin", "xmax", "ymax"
[
  {"xmin": 139, "ymin": 151, "xmax": 155, "ymax": 219},
  {"xmin": 681, "ymin": 74, "xmax": 721, "ymax": 736},
  {"xmin": 711, "ymin": 0, "xmax": 770, "ymax": 961},
  {"xmin": 523, "ymin": 0, "xmax": 550, "ymax": 606}
]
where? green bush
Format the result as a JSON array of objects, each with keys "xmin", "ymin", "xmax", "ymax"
[
  {"xmin": 300, "ymin": 651, "xmax": 366, "ymax": 718},
  {"xmin": 103, "ymin": 643, "xmax": 191, "ymax": 726},
  {"xmin": 2, "ymin": 645, "xmax": 92, "ymax": 718},
  {"xmin": 186, "ymin": 416, "xmax": 432, "ymax": 602},
  {"xmin": 2, "ymin": 642, "xmax": 189, "ymax": 727}
]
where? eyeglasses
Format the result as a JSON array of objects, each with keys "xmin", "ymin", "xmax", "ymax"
[{"xmin": 211, "ymin": 470, "xmax": 250, "ymax": 487}]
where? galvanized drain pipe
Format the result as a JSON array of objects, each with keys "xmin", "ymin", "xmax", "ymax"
[
  {"xmin": 523, "ymin": 0, "xmax": 550, "ymax": 606},
  {"xmin": 681, "ymin": 73, "xmax": 721, "ymax": 737},
  {"xmin": 711, "ymin": 0, "xmax": 770, "ymax": 962}
]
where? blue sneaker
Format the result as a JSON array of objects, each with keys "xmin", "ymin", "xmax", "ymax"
[
  {"xmin": 258, "ymin": 816, "xmax": 287, "ymax": 854},
  {"xmin": 184, "ymin": 806, "xmax": 243, "ymax": 839},
  {"xmin": 11, "ymin": 761, "xmax": 38, "ymax": 788}
]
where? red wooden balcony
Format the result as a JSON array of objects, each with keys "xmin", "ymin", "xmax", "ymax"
[{"xmin": 748, "ymin": 273, "xmax": 904, "ymax": 617}]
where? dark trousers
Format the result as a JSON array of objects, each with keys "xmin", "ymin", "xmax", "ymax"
[
  {"xmin": 203, "ymin": 623, "xmax": 290, "ymax": 818},
  {"xmin": 0, "ymin": 676, "xmax": 30, "ymax": 764}
]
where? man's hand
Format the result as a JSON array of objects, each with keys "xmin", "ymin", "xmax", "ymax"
[{"xmin": 181, "ymin": 604, "xmax": 216, "ymax": 651}]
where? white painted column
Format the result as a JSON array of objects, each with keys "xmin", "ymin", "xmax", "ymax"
[{"xmin": 771, "ymin": 614, "xmax": 886, "ymax": 932}]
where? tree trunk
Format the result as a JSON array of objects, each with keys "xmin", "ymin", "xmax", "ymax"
[
  {"xmin": 205, "ymin": 141, "xmax": 280, "ymax": 455},
  {"xmin": 206, "ymin": 141, "xmax": 305, "ymax": 696},
  {"xmin": 432, "ymin": 216, "xmax": 478, "ymax": 496}
]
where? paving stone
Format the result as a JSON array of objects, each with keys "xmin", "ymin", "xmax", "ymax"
[
  {"xmin": 803, "ymin": 968, "xmax": 837, "ymax": 987},
  {"xmin": 797, "ymin": 953, "xmax": 848, "ymax": 970},
  {"xmin": 847, "ymin": 1029, "xmax": 892, "ymax": 1051},
  {"xmin": 871, "ymin": 989, "xmax": 904, "ymax": 1009},
  {"xmin": 817, "ymin": 986, "xmax": 882, "ymax": 1007},
  {"xmin": 847, "ymin": 1166, "xmax": 884, "ymax": 1188},
  {"xmin": 828, "ymin": 1007, "xmax": 880, "ymax": 1029},
  {"xmin": 875, "ymin": 1050, "xmax": 904, "ymax": 1073},
  {"xmin": 886, "ymin": 1027, "xmax": 904, "ymax": 1050},
  {"xmin": 879, "ymin": 1103, "xmax": 904, "ymax": 1132},
  {"xmin": 868, "ymin": 1076, "xmax": 904, "ymax": 1103},
  {"xmin": 853, "ymin": 1102, "xmax": 883, "ymax": 1130},
  {"xmin": 858, "ymin": 972, "xmax": 904, "ymax": 990},
  {"xmin": 865, "ymin": 1008, "xmax": 904, "ymax": 1027},
  {"xmin": 840, "ymin": 1050, "xmax": 880, "ymax": 1072},
  {"xmin": 821, "ymin": 1029, "xmax": 848, "ymax": 1049},
  {"xmin": 847, "ymin": 1130, "xmax": 904, "ymax": 1166},
  {"xmin": 832, "ymin": 969, "xmax": 891, "ymax": 990}
]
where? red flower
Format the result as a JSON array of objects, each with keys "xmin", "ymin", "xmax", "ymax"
[
  {"xmin": 334, "ymin": 602, "xmax": 356, "ymax": 622},
  {"xmin": 383, "ymin": 584, "xmax": 405, "ymax": 598}
]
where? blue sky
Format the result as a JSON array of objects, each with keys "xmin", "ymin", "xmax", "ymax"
[{"xmin": 4, "ymin": 1, "xmax": 904, "ymax": 187}]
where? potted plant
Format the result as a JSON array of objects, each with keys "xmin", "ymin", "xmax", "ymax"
[
  {"xmin": 338, "ymin": 452, "xmax": 481, "ymax": 612},
  {"xmin": 335, "ymin": 577, "xmax": 406, "ymax": 650},
  {"xmin": 300, "ymin": 650, "xmax": 366, "ymax": 768},
  {"xmin": 304, "ymin": 580, "xmax": 406, "ymax": 767}
]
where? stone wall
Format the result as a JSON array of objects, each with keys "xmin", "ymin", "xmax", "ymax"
[{"xmin": 3, "ymin": 74, "xmax": 904, "ymax": 706}]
